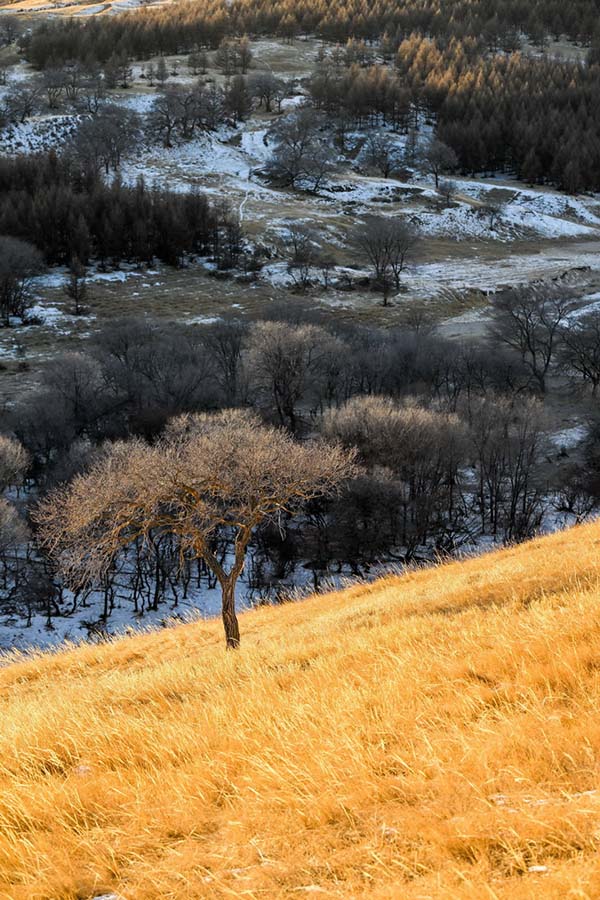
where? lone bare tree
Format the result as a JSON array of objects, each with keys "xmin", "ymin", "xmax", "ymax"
[
  {"xmin": 558, "ymin": 311, "xmax": 600, "ymax": 395},
  {"xmin": 248, "ymin": 321, "xmax": 345, "ymax": 432},
  {"xmin": 437, "ymin": 179, "xmax": 457, "ymax": 205},
  {"xmin": 479, "ymin": 198, "xmax": 505, "ymax": 230},
  {"xmin": 264, "ymin": 109, "xmax": 333, "ymax": 192},
  {"xmin": 362, "ymin": 133, "xmax": 403, "ymax": 178},
  {"xmin": 418, "ymin": 138, "xmax": 458, "ymax": 188},
  {"xmin": 36, "ymin": 409, "xmax": 354, "ymax": 648},
  {"xmin": 281, "ymin": 224, "xmax": 319, "ymax": 291},
  {"xmin": 249, "ymin": 72, "xmax": 285, "ymax": 113},
  {"xmin": 352, "ymin": 216, "xmax": 419, "ymax": 305},
  {"xmin": 0, "ymin": 236, "xmax": 44, "ymax": 326},
  {"xmin": 63, "ymin": 256, "xmax": 88, "ymax": 316}
]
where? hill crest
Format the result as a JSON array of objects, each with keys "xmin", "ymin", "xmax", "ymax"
[{"xmin": 2, "ymin": 522, "xmax": 600, "ymax": 899}]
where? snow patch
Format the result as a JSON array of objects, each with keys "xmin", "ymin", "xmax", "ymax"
[
  {"xmin": 550, "ymin": 425, "xmax": 588, "ymax": 450},
  {"xmin": 188, "ymin": 315, "xmax": 222, "ymax": 325},
  {"xmin": 0, "ymin": 115, "xmax": 80, "ymax": 156}
]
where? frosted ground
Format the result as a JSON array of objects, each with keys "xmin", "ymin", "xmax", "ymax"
[
  {"xmin": 2, "ymin": 36, "xmax": 600, "ymax": 323},
  {"xmin": 3, "ymin": 39, "xmax": 600, "ymax": 388},
  {"xmin": 2, "ymin": 37, "xmax": 600, "ymax": 391}
]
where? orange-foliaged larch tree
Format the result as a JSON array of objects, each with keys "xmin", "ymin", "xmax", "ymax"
[{"xmin": 36, "ymin": 409, "xmax": 355, "ymax": 647}]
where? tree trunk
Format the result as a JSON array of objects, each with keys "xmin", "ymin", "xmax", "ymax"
[
  {"xmin": 221, "ymin": 579, "xmax": 240, "ymax": 649},
  {"xmin": 382, "ymin": 279, "xmax": 390, "ymax": 307}
]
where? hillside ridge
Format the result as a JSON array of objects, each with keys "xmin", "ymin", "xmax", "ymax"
[{"xmin": 2, "ymin": 522, "xmax": 600, "ymax": 898}]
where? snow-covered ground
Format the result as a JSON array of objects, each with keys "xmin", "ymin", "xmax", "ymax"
[
  {"xmin": 2, "ymin": 51, "xmax": 600, "ymax": 249},
  {"xmin": 410, "ymin": 246, "xmax": 600, "ymax": 299},
  {"xmin": 0, "ymin": 114, "xmax": 80, "ymax": 155},
  {"xmin": 567, "ymin": 291, "xmax": 600, "ymax": 319},
  {"xmin": 414, "ymin": 200, "xmax": 598, "ymax": 241},
  {"xmin": 0, "ymin": 547, "xmax": 377, "ymax": 652},
  {"xmin": 550, "ymin": 424, "xmax": 589, "ymax": 451},
  {"xmin": 0, "ymin": 575, "xmax": 251, "ymax": 652},
  {"xmin": 116, "ymin": 123, "xmax": 600, "ymax": 252}
]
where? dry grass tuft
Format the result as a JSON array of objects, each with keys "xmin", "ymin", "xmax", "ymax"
[{"xmin": 2, "ymin": 522, "xmax": 600, "ymax": 898}]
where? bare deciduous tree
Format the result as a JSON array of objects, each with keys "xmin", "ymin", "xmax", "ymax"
[
  {"xmin": 418, "ymin": 137, "xmax": 458, "ymax": 188},
  {"xmin": 147, "ymin": 87, "xmax": 181, "ymax": 147},
  {"xmin": 225, "ymin": 74, "xmax": 252, "ymax": 123},
  {"xmin": 479, "ymin": 198, "xmax": 505, "ymax": 229},
  {"xmin": 63, "ymin": 256, "xmax": 88, "ymax": 316},
  {"xmin": 438, "ymin": 178, "xmax": 457, "ymax": 205},
  {"xmin": 76, "ymin": 68, "xmax": 106, "ymax": 115},
  {"xmin": 362, "ymin": 133, "xmax": 403, "ymax": 178},
  {"xmin": 352, "ymin": 216, "xmax": 418, "ymax": 305},
  {"xmin": 215, "ymin": 39, "xmax": 236, "ymax": 76},
  {"xmin": 215, "ymin": 37, "xmax": 253, "ymax": 75},
  {"xmin": 468, "ymin": 394, "xmax": 547, "ymax": 541},
  {"xmin": 70, "ymin": 105, "xmax": 140, "ymax": 174},
  {"xmin": 491, "ymin": 286, "xmax": 576, "ymax": 393},
  {"xmin": 0, "ymin": 434, "xmax": 29, "ymax": 490},
  {"xmin": 0, "ymin": 236, "xmax": 44, "ymax": 326},
  {"xmin": 249, "ymin": 72, "xmax": 286, "ymax": 113},
  {"xmin": 558, "ymin": 311, "xmax": 600, "ymax": 395},
  {"xmin": 0, "ymin": 17, "xmax": 22, "ymax": 47},
  {"xmin": 36, "ymin": 409, "xmax": 354, "ymax": 647},
  {"xmin": 188, "ymin": 50, "xmax": 207, "ymax": 77},
  {"xmin": 282, "ymin": 224, "xmax": 319, "ymax": 291},
  {"xmin": 4, "ymin": 81, "xmax": 42, "ymax": 123},
  {"xmin": 0, "ymin": 436, "xmax": 30, "ymax": 594},
  {"xmin": 323, "ymin": 396, "xmax": 467, "ymax": 557},
  {"xmin": 264, "ymin": 109, "xmax": 333, "ymax": 192},
  {"xmin": 41, "ymin": 67, "xmax": 67, "ymax": 110},
  {"xmin": 199, "ymin": 318, "xmax": 246, "ymax": 405},
  {"xmin": 248, "ymin": 321, "xmax": 345, "ymax": 431}
]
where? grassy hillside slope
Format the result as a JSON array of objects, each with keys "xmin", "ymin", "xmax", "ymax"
[{"xmin": 2, "ymin": 523, "xmax": 600, "ymax": 899}]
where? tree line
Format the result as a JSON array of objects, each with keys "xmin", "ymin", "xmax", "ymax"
[
  {"xmin": 19, "ymin": 0, "xmax": 600, "ymax": 72},
  {"xmin": 397, "ymin": 34, "xmax": 600, "ymax": 192},
  {"xmin": 0, "ymin": 153, "xmax": 241, "ymax": 267},
  {"xmin": 304, "ymin": 38, "xmax": 600, "ymax": 191}
]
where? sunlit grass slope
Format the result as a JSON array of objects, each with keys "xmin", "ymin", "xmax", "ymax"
[{"xmin": 3, "ymin": 523, "xmax": 600, "ymax": 899}]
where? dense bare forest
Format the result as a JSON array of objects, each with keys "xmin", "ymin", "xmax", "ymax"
[{"xmin": 2, "ymin": 298, "xmax": 600, "ymax": 642}]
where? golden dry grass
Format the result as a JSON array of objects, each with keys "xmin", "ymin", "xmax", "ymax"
[{"xmin": 2, "ymin": 522, "xmax": 600, "ymax": 898}]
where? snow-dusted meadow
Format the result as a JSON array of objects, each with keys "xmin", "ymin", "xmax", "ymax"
[
  {"xmin": 2, "ymin": 36, "xmax": 600, "ymax": 379},
  {"xmin": 3, "ymin": 38, "xmax": 600, "ymax": 364},
  {"xmin": 3, "ymin": 36, "xmax": 600, "ymax": 323}
]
